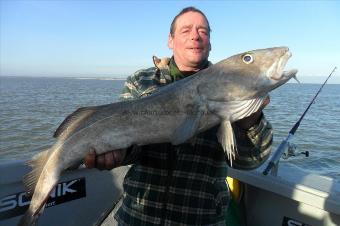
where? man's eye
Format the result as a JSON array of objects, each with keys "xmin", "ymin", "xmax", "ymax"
[{"xmin": 199, "ymin": 29, "xmax": 208, "ymax": 35}]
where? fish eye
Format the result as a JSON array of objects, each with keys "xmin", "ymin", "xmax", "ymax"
[{"xmin": 242, "ymin": 54, "xmax": 254, "ymax": 64}]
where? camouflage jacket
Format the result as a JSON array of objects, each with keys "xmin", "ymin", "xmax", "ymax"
[{"xmin": 115, "ymin": 57, "xmax": 273, "ymax": 226}]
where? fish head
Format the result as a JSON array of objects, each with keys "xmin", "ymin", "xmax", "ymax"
[
  {"xmin": 239, "ymin": 46, "xmax": 298, "ymax": 92},
  {"xmin": 204, "ymin": 47, "xmax": 298, "ymax": 100}
]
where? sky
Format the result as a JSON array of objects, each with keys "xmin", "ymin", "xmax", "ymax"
[{"xmin": 0, "ymin": 0, "xmax": 339, "ymax": 82}]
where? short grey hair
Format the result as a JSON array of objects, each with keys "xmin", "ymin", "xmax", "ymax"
[{"xmin": 170, "ymin": 7, "xmax": 211, "ymax": 37}]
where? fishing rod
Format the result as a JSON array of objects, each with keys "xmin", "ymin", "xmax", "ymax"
[{"xmin": 263, "ymin": 66, "xmax": 337, "ymax": 176}]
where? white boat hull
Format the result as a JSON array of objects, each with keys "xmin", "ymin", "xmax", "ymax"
[
  {"xmin": 228, "ymin": 163, "xmax": 340, "ymax": 226},
  {"xmin": 1, "ymin": 160, "xmax": 339, "ymax": 226}
]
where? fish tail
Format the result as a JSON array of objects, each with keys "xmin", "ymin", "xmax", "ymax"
[
  {"xmin": 20, "ymin": 148, "xmax": 60, "ymax": 225},
  {"xmin": 17, "ymin": 208, "xmax": 39, "ymax": 226},
  {"xmin": 18, "ymin": 180, "xmax": 54, "ymax": 226}
]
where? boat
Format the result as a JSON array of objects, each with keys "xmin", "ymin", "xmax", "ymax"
[
  {"xmin": 1, "ymin": 156, "xmax": 339, "ymax": 226},
  {"xmin": 227, "ymin": 163, "xmax": 340, "ymax": 226},
  {"xmin": 0, "ymin": 159, "xmax": 127, "ymax": 226}
]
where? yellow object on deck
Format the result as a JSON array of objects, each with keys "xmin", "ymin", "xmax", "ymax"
[
  {"xmin": 226, "ymin": 176, "xmax": 242, "ymax": 202},
  {"xmin": 225, "ymin": 176, "xmax": 246, "ymax": 226}
]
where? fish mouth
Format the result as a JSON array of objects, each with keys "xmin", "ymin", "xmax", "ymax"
[
  {"xmin": 267, "ymin": 48, "xmax": 298, "ymax": 82},
  {"xmin": 282, "ymin": 69, "xmax": 298, "ymax": 81}
]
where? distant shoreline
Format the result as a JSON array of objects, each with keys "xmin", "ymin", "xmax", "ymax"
[
  {"xmin": 0, "ymin": 75, "xmax": 127, "ymax": 81},
  {"xmin": 1, "ymin": 75, "xmax": 339, "ymax": 84}
]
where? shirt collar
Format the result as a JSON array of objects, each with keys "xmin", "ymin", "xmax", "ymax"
[{"xmin": 169, "ymin": 57, "xmax": 210, "ymax": 81}]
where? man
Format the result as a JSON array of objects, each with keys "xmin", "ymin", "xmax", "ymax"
[{"xmin": 85, "ymin": 7, "xmax": 272, "ymax": 225}]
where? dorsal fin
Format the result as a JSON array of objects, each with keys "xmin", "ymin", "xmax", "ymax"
[{"xmin": 53, "ymin": 107, "xmax": 96, "ymax": 139}]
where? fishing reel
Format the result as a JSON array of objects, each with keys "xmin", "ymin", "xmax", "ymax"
[{"xmin": 282, "ymin": 142, "xmax": 309, "ymax": 160}]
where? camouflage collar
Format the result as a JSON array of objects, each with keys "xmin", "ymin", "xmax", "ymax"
[
  {"xmin": 155, "ymin": 56, "xmax": 211, "ymax": 84},
  {"xmin": 169, "ymin": 57, "xmax": 211, "ymax": 81}
]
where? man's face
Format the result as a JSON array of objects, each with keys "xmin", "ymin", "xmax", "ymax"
[{"xmin": 168, "ymin": 11, "xmax": 211, "ymax": 71}]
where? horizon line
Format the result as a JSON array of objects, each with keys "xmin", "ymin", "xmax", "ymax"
[{"xmin": 1, "ymin": 75, "xmax": 339, "ymax": 84}]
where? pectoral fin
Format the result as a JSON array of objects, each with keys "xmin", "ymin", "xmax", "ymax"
[
  {"xmin": 218, "ymin": 120, "xmax": 237, "ymax": 167},
  {"xmin": 208, "ymin": 97, "xmax": 265, "ymax": 121}
]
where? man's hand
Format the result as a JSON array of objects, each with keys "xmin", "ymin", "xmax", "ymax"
[
  {"xmin": 235, "ymin": 96, "xmax": 270, "ymax": 130},
  {"xmin": 84, "ymin": 147, "xmax": 127, "ymax": 170}
]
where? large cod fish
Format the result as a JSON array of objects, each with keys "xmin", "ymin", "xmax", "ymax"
[{"xmin": 19, "ymin": 47, "xmax": 297, "ymax": 225}]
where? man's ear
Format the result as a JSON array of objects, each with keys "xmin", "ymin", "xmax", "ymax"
[{"xmin": 167, "ymin": 33, "xmax": 174, "ymax": 49}]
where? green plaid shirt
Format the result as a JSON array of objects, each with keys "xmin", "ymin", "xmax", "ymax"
[{"xmin": 115, "ymin": 58, "xmax": 273, "ymax": 225}]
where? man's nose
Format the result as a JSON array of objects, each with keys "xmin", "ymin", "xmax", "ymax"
[{"xmin": 190, "ymin": 29, "xmax": 200, "ymax": 40}]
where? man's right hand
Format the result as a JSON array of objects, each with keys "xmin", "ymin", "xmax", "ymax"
[{"xmin": 84, "ymin": 147, "xmax": 127, "ymax": 170}]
